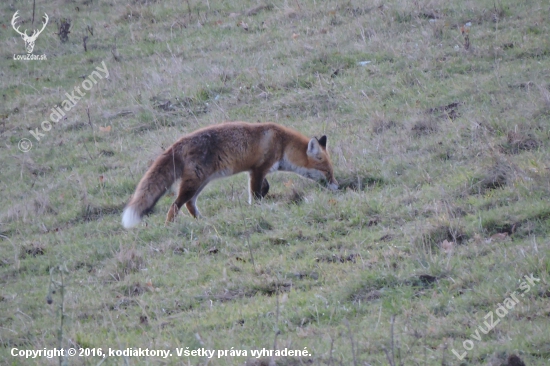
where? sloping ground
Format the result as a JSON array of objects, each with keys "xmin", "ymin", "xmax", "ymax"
[{"xmin": 1, "ymin": 0, "xmax": 549, "ymax": 365}]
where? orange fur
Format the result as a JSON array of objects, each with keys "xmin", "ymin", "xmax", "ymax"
[{"xmin": 122, "ymin": 122, "xmax": 338, "ymax": 228}]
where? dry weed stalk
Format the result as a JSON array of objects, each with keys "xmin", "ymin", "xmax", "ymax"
[{"xmin": 47, "ymin": 264, "xmax": 69, "ymax": 366}]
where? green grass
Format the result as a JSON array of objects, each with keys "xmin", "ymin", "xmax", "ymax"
[{"xmin": 1, "ymin": 0, "xmax": 549, "ymax": 365}]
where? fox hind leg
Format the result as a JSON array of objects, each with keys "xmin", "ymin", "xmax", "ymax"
[
  {"xmin": 185, "ymin": 194, "xmax": 202, "ymax": 218},
  {"xmin": 165, "ymin": 179, "xmax": 201, "ymax": 225}
]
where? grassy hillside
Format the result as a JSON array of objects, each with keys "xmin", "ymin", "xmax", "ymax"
[{"xmin": 1, "ymin": 0, "xmax": 549, "ymax": 365}]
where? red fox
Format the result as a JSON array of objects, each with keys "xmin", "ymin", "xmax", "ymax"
[{"xmin": 122, "ymin": 122, "xmax": 338, "ymax": 228}]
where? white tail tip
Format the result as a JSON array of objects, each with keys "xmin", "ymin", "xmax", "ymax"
[{"xmin": 122, "ymin": 206, "xmax": 141, "ymax": 229}]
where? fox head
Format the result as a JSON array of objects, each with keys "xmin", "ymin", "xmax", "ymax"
[{"xmin": 305, "ymin": 135, "xmax": 338, "ymax": 191}]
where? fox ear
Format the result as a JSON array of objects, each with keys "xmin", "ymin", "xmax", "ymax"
[
  {"xmin": 307, "ymin": 138, "xmax": 321, "ymax": 158},
  {"xmin": 318, "ymin": 135, "xmax": 327, "ymax": 148}
]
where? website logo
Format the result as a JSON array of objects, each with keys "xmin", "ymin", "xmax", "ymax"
[{"xmin": 12, "ymin": 11, "xmax": 48, "ymax": 60}]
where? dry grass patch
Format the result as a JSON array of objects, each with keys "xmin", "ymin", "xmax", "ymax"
[
  {"xmin": 102, "ymin": 247, "xmax": 145, "ymax": 282},
  {"xmin": 501, "ymin": 130, "xmax": 542, "ymax": 154},
  {"xmin": 470, "ymin": 159, "xmax": 516, "ymax": 194},
  {"xmin": 197, "ymin": 280, "xmax": 293, "ymax": 303},
  {"xmin": 411, "ymin": 118, "xmax": 439, "ymax": 137},
  {"xmin": 337, "ymin": 174, "xmax": 386, "ymax": 191},
  {"xmin": 371, "ymin": 117, "xmax": 397, "ymax": 134},
  {"xmin": 20, "ymin": 242, "xmax": 47, "ymax": 258},
  {"xmin": 415, "ymin": 220, "xmax": 469, "ymax": 252}
]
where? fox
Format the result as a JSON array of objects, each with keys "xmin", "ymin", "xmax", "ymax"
[{"xmin": 121, "ymin": 121, "xmax": 338, "ymax": 229}]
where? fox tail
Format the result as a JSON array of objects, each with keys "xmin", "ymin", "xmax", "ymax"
[{"xmin": 122, "ymin": 148, "xmax": 183, "ymax": 228}]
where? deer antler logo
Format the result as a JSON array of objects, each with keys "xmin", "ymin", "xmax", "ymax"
[{"xmin": 12, "ymin": 11, "xmax": 48, "ymax": 54}]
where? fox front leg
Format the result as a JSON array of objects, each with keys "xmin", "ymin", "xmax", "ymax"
[{"xmin": 248, "ymin": 170, "xmax": 270, "ymax": 204}]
